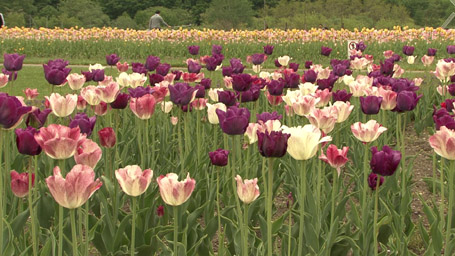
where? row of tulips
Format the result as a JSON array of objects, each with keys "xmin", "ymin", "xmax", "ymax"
[{"xmin": 0, "ymin": 40, "xmax": 454, "ymax": 256}]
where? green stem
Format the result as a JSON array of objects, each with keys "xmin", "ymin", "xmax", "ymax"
[
  {"xmin": 137, "ymin": 119, "xmax": 144, "ymax": 168},
  {"xmin": 71, "ymin": 209, "xmax": 78, "ymax": 256},
  {"xmin": 145, "ymin": 119, "xmax": 149, "ymax": 167},
  {"xmin": 173, "ymin": 206, "xmax": 179, "ymax": 255},
  {"xmin": 330, "ymin": 169, "xmax": 338, "ymax": 233},
  {"xmin": 216, "ymin": 167, "xmax": 224, "ymax": 255},
  {"xmin": 28, "ymin": 157, "xmax": 37, "ymax": 256},
  {"xmin": 131, "ymin": 197, "xmax": 136, "ymax": 256},
  {"xmin": 362, "ymin": 143, "xmax": 369, "ymax": 253},
  {"xmin": 85, "ymin": 201, "xmax": 89, "ymax": 256},
  {"xmin": 441, "ymin": 158, "xmax": 446, "ymax": 231},
  {"xmin": 433, "ymin": 152, "xmax": 437, "ymax": 199},
  {"xmin": 316, "ymin": 155, "xmax": 323, "ymax": 232},
  {"xmin": 267, "ymin": 158, "xmax": 274, "ymax": 256},
  {"xmin": 151, "ymin": 116, "xmax": 155, "ymax": 166},
  {"xmin": 231, "ymin": 136, "xmax": 246, "ymax": 255},
  {"xmin": 178, "ymin": 110, "xmax": 184, "ymax": 175},
  {"xmin": 374, "ymin": 174, "xmax": 380, "ymax": 256},
  {"xmin": 446, "ymin": 161, "xmax": 455, "ymax": 253},
  {"xmin": 298, "ymin": 160, "xmax": 306, "ymax": 256},
  {"xmin": 184, "ymin": 110, "xmax": 190, "ymax": 154},
  {"xmin": 244, "ymin": 204, "xmax": 249, "ymax": 254},
  {"xmin": 196, "ymin": 110, "xmax": 201, "ymax": 167},
  {"xmin": 288, "ymin": 201, "xmax": 292, "ymax": 256},
  {"xmin": 58, "ymin": 205, "xmax": 63, "ymax": 256}
]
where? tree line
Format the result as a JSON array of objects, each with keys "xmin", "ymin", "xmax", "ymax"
[{"xmin": 0, "ymin": 0, "xmax": 453, "ymax": 30}]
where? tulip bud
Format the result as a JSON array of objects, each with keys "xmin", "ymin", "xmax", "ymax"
[
  {"xmin": 209, "ymin": 149, "xmax": 230, "ymax": 166},
  {"xmin": 10, "ymin": 170, "xmax": 34, "ymax": 198},
  {"xmin": 98, "ymin": 127, "xmax": 116, "ymax": 148}
]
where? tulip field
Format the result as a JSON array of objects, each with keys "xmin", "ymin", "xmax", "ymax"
[{"xmin": 1, "ymin": 26, "xmax": 455, "ymax": 256}]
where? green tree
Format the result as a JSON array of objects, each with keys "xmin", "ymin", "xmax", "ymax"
[
  {"xmin": 111, "ymin": 12, "xmax": 138, "ymax": 29},
  {"xmin": 202, "ymin": 0, "xmax": 255, "ymax": 29},
  {"xmin": 58, "ymin": 0, "xmax": 110, "ymax": 28}
]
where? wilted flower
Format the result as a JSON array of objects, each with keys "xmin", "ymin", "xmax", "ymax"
[{"xmin": 368, "ymin": 172, "xmax": 384, "ymax": 190}]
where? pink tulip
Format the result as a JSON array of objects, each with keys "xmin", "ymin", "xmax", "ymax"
[
  {"xmin": 157, "ymin": 173, "xmax": 196, "ymax": 206},
  {"xmin": 307, "ymin": 107, "xmax": 338, "ymax": 133},
  {"xmin": 67, "ymin": 73, "xmax": 86, "ymax": 90},
  {"xmin": 97, "ymin": 82, "xmax": 120, "ymax": 103},
  {"xmin": 378, "ymin": 87, "xmax": 397, "ymax": 110},
  {"xmin": 80, "ymin": 86, "xmax": 102, "ymax": 106},
  {"xmin": 333, "ymin": 101, "xmax": 354, "ymax": 123},
  {"xmin": 77, "ymin": 95, "xmax": 87, "ymax": 110},
  {"xmin": 46, "ymin": 165, "xmax": 102, "ymax": 209},
  {"xmin": 314, "ymin": 89, "xmax": 332, "ymax": 107},
  {"xmin": 351, "ymin": 120, "xmax": 387, "ymax": 143},
  {"xmin": 10, "ymin": 170, "xmax": 34, "ymax": 198},
  {"xmin": 130, "ymin": 94, "xmax": 156, "ymax": 119},
  {"xmin": 171, "ymin": 116, "xmax": 178, "ymax": 125},
  {"xmin": 115, "ymin": 165, "xmax": 153, "ymax": 197},
  {"xmin": 265, "ymin": 91, "xmax": 283, "ymax": 106},
  {"xmin": 421, "ymin": 55, "xmax": 434, "ymax": 67},
  {"xmin": 429, "ymin": 126, "xmax": 455, "ymax": 160},
  {"xmin": 92, "ymin": 101, "xmax": 108, "ymax": 116},
  {"xmin": 116, "ymin": 62, "xmax": 129, "ymax": 72},
  {"xmin": 98, "ymin": 127, "xmax": 116, "ymax": 148},
  {"xmin": 223, "ymin": 77, "xmax": 233, "ymax": 89},
  {"xmin": 383, "ymin": 50, "xmax": 394, "ymax": 58},
  {"xmin": 45, "ymin": 93, "xmax": 77, "ymax": 117},
  {"xmin": 319, "ymin": 144, "xmax": 349, "ymax": 176},
  {"xmin": 34, "ymin": 124, "xmax": 86, "ymax": 159},
  {"xmin": 98, "ymin": 76, "xmax": 113, "ymax": 86},
  {"xmin": 191, "ymin": 98, "xmax": 208, "ymax": 110},
  {"xmin": 235, "ymin": 175, "xmax": 260, "ymax": 204},
  {"xmin": 74, "ymin": 139, "xmax": 102, "ymax": 168},
  {"xmin": 0, "ymin": 73, "xmax": 8, "ymax": 88},
  {"xmin": 291, "ymin": 95, "xmax": 319, "ymax": 116},
  {"xmin": 23, "ymin": 88, "xmax": 39, "ymax": 100}
]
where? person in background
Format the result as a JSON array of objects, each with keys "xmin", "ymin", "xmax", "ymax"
[
  {"xmin": 0, "ymin": 13, "xmax": 5, "ymax": 28},
  {"xmin": 149, "ymin": 10, "xmax": 170, "ymax": 30}
]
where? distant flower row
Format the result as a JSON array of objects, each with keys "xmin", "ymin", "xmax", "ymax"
[{"xmin": 1, "ymin": 26, "xmax": 455, "ymax": 43}]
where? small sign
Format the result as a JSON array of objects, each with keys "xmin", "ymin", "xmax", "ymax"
[{"xmin": 347, "ymin": 40, "xmax": 359, "ymax": 58}]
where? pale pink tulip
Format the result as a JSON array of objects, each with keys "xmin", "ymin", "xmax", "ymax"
[
  {"xmin": 278, "ymin": 56, "xmax": 290, "ymax": 66},
  {"xmin": 333, "ymin": 101, "xmax": 354, "ymax": 123},
  {"xmin": 34, "ymin": 124, "xmax": 86, "ymax": 159},
  {"xmin": 191, "ymin": 98, "xmax": 208, "ymax": 110},
  {"xmin": 413, "ymin": 78, "xmax": 423, "ymax": 86},
  {"xmin": 319, "ymin": 144, "xmax": 349, "ymax": 176},
  {"xmin": 392, "ymin": 64, "xmax": 405, "ymax": 78},
  {"xmin": 161, "ymin": 101, "xmax": 173, "ymax": 113},
  {"xmin": 129, "ymin": 94, "xmax": 156, "ymax": 119},
  {"xmin": 0, "ymin": 73, "xmax": 8, "ymax": 88},
  {"xmin": 46, "ymin": 93, "xmax": 77, "ymax": 117},
  {"xmin": 10, "ymin": 170, "xmax": 34, "ymax": 198},
  {"xmin": 129, "ymin": 73, "xmax": 147, "ymax": 88},
  {"xmin": 291, "ymin": 95, "xmax": 319, "ymax": 116},
  {"xmin": 67, "ymin": 73, "xmax": 86, "ymax": 90},
  {"xmin": 157, "ymin": 173, "xmax": 196, "ymax": 206},
  {"xmin": 171, "ymin": 116, "xmax": 178, "ymax": 125},
  {"xmin": 378, "ymin": 87, "xmax": 397, "ymax": 110},
  {"xmin": 81, "ymin": 86, "xmax": 102, "ymax": 106},
  {"xmin": 115, "ymin": 165, "xmax": 153, "ymax": 197},
  {"xmin": 313, "ymin": 89, "xmax": 332, "ymax": 107},
  {"xmin": 46, "ymin": 165, "xmax": 102, "ymax": 209},
  {"xmin": 434, "ymin": 59, "xmax": 455, "ymax": 83},
  {"xmin": 98, "ymin": 75, "xmax": 113, "ymax": 86},
  {"xmin": 223, "ymin": 77, "xmax": 233, "ymax": 89},
  {"xmin": 307, "ymin": 107, "xmax": 338, "ymax": 133},
  {"xmin": 77, "ymin": 95, "xmax": 87, "ymax": 110},
  {"xmin": 97, "ymin": 82, "xmax": 119, "ymax": 103},
  {"xmin": 235, "ymin": 175, "xmax": 260, "ymax": 204},
  {"xmin": 383, "ymin": 50, "xmax": 394, "ymax": 58},
  {"xmin": 421, "ymin": 55, "xmax": 435, "ymax": 67},
  {"xmin": 163, "ymin": 73, "xmax": 176, "ymax": 84},
  {"xmin": 74, "ymin": 139, "xmax": 102, "ymax": 168},
  {"xmin": 23, "ymin": 88, "xmax": 39, "ymax": 100},
  {"xmin": 351, "ymin": 120, "xmax": 387, "ymax": 143},
  {"xmin": 429, "ymin": 126, "xmax": 455, "ymax": 160},
  {"xmin": 350, "ymin": 58, "xmax": 369, "ymax": 70},
  {"xmin": 92, "ymin": 102, "xmax": 108, "ymax": 116}
]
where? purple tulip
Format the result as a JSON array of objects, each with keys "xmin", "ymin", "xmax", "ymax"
[
  {"xmin": 15, "ymin": 127, "xmax": 41, "ymax": 156},
  {"xmin": 433, "ymin": 108, "xmax": 455, "ymax": 130},
  {"xmin": 81, "ymin": 71, "xmax": 93, "ymax": 82},
  {"xmin": 333, "ymin": 64, "xmax": 347, "ymax": 76},
  {"xmin": 205, "ymin": 56, "xmax": 218, "ymax": 71},
  {"xmin": 106, "ymin": 54, "xmax": 120, "ymax": 66},
  {"xmin": 2, "ymin": 69, "xmax": 17, "ymax": 81},
  {"xmin": 212, "ymin": 45, "xmax": 222, "ymax": 55},
  {"xmin": 3, "ymin": 53, "xmax": 25, "ymax": 72},
  {"xmin": 391, "ymin": 78, "xmax": 419, "ymax": 93},
  {"xmin": 69, "ymin": 113, "xmax": 96, "ymax": 137},
  {"xmin": 368, "ymin": 173, "xmax": 384, "ymax": 190},
  {"xmin": 256, "ymin": 111, "xmax": 282, "ymax": 123},
  {"xmin": 321, "ymin": 46, "xmax": 332, "ymax": 56},
  {"xmin": 169, "ymin": 83, "xmax": 196, "ymax": 106},
  {"xmin": 402, "ymin": 45, "xmax": 415, "ymax": 56},
  {"xmin": 209, "ymin": 149, "xmax": 229, "ymax": 166},
  {"xmin": 289, "ymin": 62, "xmax": 299, "ymax": 72},
  {"xmin": 26, "ymin": 108, "xmax": 51, "ymax": 128},
  {"xmin": 156, "ymin": 63, "xmax": 171, "ymax": 76},
  {"xmin": 200, "ymin": 78, "xmax": 211, "ymax": 90},
  {"xmin": 304, "ymin": 70, "xmax": 317, "ymax": 83},
  {"xmin": 194, "ymin": 85, "xmax": 205, "ymax": 98},
  {"xmin": 110, "ymin": 92, "xmax": 130, "ymax": 109},
  {"xmin": 216, "ymin": 106, "xmax": 250, "ymax": 135},
  {"xmin": 395, "ymin": 91, "xmax": 421, "ymax": 112},
  {"xmin": 43, "ymin": 59, "xmax": 71, "ymax": 85},
  {"xmin": 46, "ymin": 59, "xmax": 69, "ymax": 69},
  {"xmin": 427, "ymin": 48, "xmax": 437, "ymax": 56},
  {"xmin": 222, "ymin": 67, "xmax": 233, "ymax": 77},
  {"xmin": 449, "ymin": 84, "xmax": 455, "ymax": 96},
  {"xmin": 267, "ymin": 80, "xmax": 285, "ymax": 96},
  {"xmin": 91, "ymin": 69, "xmax": 105, "ymax": 82},
  {"xmin": 448, "ymin": 45, "xmax": 455, "ymax": 54},
  {"xmin": 370, "ymin": 145, "xmax": 401, "ymax": 176},
  {"xmin": 330, "ymin": 59, "xmax": 350, "ymax": 69},
  {"xmin": 274, "ymin": 59, "xmax": 282, "ymax": 68},
  {"xmin": 188, "ymin": 60, "xmax": 202, "ymax": 74},
  {"xmin": 172, "ymin": 70, "xmax": 182, "ymax": 80},
  {"xmin": 237, "ymin": 87, "xmax": 260, "ymax": 103},
  {"xmin": 145, "ymin": 56, "xmax": 160, "ymax": 71},
  {"xmin": 149, "ymin": 73, "xmax": 164, "ymax": 86},
  {"xmin": 230, "ymin": 58, "xmax": 244, "ymax": 74},
  {"xmin": 264, "ymin": 45, "xmax": 274, "ymax": 55},
  {"xmin": 380, "ymin": 59, "xmax": 394, "ymax": 76},
  {"xmin": 391, "ymin": 54, "xmax": 401, "ymax": 62},
  {"xmin": 316, "ymin": 74, "xmax": 338, "ymax": 91},
  {"xmin": 305, "ymin": 61, "xmax": 313, "ymax": 69},
  {"xmin": 232, "ymin": 73, "xmax": 253, "ymax": 92},
  {"xmin": 188, "ymin": 45, "xmax": 200, "ymax": 55},
  {"xmin": 444, "ymin": 99, "xmax": 455, "ymax": 113},
  {"xmin": 257, "ymin": 130, "xmax": 290, "ymax": 158},
  {"xmin": 217, "ymin": 90, "xmax": 237, "ymax": 107},
  {"xmin": 0, "ymin": 94, "xmax": 32, "ymax": 129},
  {"xmin": 282, "ymin": 73, "xmax": 300, "ymax": 89},
  {"xmin": 356, "ymin": 41, "xmax": 367, "ymax": 52},
  {"xmin": 129, "ymin": 86, "xmax": 152, "ymax": 98},
  {"xmin": 360, "ymin": 96, "xmax": 383, "ymax": 115},
  {"xmin": 132, "ymin": 62, "xmax": 148, "ymax": 74},
  {"xmin": 213, "ymin": 53, "xmax": 225, "ymax": 66},
  {"xmin": 251, "ymin": 53, "xmax": 266, "ymax": 65},
  {"xmin": 332, "ymin": 89, "xmax": 352, "ymax": 103}
]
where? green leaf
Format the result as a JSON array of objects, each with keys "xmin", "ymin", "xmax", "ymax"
[
  {"xmin": 113, "ymin": 214, "xmax": 132, "ymax": 250},
  {"xmin": 11, "ymin": 208, "xmax": 29, "ymax": 238}
]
